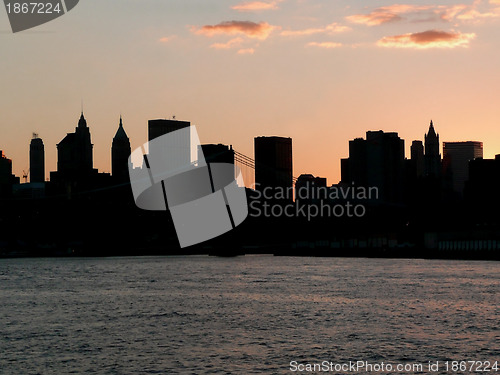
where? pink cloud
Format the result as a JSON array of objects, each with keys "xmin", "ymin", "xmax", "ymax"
[
  {"xmin": 307, "ymin": 42, "xmax": 342, "ymax": 49},
  {"xmin": 210, "ymin": 37, "xmax": 244, "ymax": 49},
  {"xmin": 232, "ymin": 1, "xmax": 279, "ymax": 11},
  {"xmin": 280, "ymin": 23, "xmax": 350, "ymax": 36},
  {"xmin": 377, "ymin": 29, "xmax": 476, "ymax": 49},
  {"xmin": 347, "ymin": 2, "xmax": 500, "ymax": 26},
  {"xmin": 158, "ymin": 36, "xmax": 176, "ymax": 43},
  {"xmin": 192, "ymin": 21, "xmax": 276, "ymax": 40}
]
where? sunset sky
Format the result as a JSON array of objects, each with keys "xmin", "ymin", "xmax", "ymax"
[{"xmin": 2, "ymin": 0, "xmax": 500, "ymax": 184}]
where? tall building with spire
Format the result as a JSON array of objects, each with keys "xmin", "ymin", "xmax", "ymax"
[
  {"xmin": 56, "ymin": 112, "xmax": 94, "ymax": 175},
  {"xmin": 112, "ymin": 116, "xmax": 131, "ymax": 183},
  {"xmin": 49, "ymin": 112, "xmax": 104, "ymax": 199},
  {"xmin": 30, "ymin": 133, "xmax": 45, "ymax": 183},
  {"xmin": 424, "ymin": 120, "xmax": 441, "ymax": 179}
]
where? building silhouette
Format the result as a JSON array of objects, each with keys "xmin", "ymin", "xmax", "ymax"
[
  {"xmin": 254, "ymin": 136, "xmax": 293, "ymax": 194},
  {"xmin": 29, "ymin": 133, "xmax": 45, "ymax": 183},
  {"xmin": 148, "ymin": 118, "xmax": 190, "ymax": 142},
  {"xmin": 466, "ymin": 155, "xmax": 500, "ymax": 208},
  {"xmin": 199, "ymin": 144, "xmax": 234, "ymax": 165},
  {"xmin": 410, "ymin": 140, "xmax": 424, "ymax": 178},
  {"xmin": 148, "ymin": 119, "xmax": 191, "ymax": 170},
  {"xmin": 0, "ymin": 150, "xmax": 19, "ymax": 198},
  {"xmin": 424, "ymin": 120, "xmax": 441, "ymax": 179},
  {"xmin": 56, "ymin": 112, "xmax": 94, "ymax": 176},
  {"xmin": 443, "ymin": 141, "xmax": 483, "ymax": 196},
  {"xmin": 49, "ymin": 112, "xmax": 110, "ymax": 198},
  {"xmin": 295, "ymin": 174, "xmax": 327, "ymax": 204},
  {"xmin": 111, "ymin": 116, "xmax": 131, "ymax": 183},
  {"xmin": 341, "ymin": 131, "xmax": 405, "ymax": 204}
]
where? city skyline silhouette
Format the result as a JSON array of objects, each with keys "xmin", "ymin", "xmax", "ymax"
[
  {"xmin": 1, "ymin": 111, "xmax": 500, "ymax": 258},
  {"xmin": 3, "ymin": 0, "xmax": 500, "ymax": 186},
  {"xmin": 0, "ymin": 111, "xmax": 494, "ymax": 190}
]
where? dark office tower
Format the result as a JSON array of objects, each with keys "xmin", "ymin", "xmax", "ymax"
[
  {"xmin": 424, "ymin": 120, "xmax": 441, "ymax": 178},
  {"xmin": 466, "ymin": 156, "xmax": 500, "ymax": 207},
  {"xmin": 112, "ymin": 116, "xmax": 131, "ymax": 183},
  {"xmin": 148, "ymin": 119, "xmax": 190, "ymax": 142},
  {"xmin": 443, "ymin": 141, "xmax": 483, "ymax": 196},
  {"xmin": 57, "ymin": 112, "xmax": 94, "ymax": 175},
  {"xmin": 147, "ymin": 119, "xmax": 191, "ymax": 170},
  {"xmin": 411, "ymin": 140, "xmax": 424, "ymax": 178},
  {"xmin": 254, "ymin": 136, "xmax": 293, "ymax": 195},
  {"xmin": 341, "ymin": 131, "xmax": 405, "ymax": 204},
  {"xmin": 29, "ymin": 133, "xmax": 44, "ymax": 183},
  {"xmin": 199, "ymin": 144, "xmax": 235, "ymax": 165}
]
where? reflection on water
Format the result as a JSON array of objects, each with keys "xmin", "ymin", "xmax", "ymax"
[{"xmin": 0, "ymin": 256, "xmax": 498, "ymax": 374}]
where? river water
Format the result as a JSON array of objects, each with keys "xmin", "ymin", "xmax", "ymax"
[{"xmin": 0, "ymin": 256, "xmax": 499, "ymax": 374}]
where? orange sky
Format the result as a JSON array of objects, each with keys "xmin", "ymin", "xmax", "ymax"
[{"xmin": 1, "ymin": 0, "xmax": 500, "ymax": 184}]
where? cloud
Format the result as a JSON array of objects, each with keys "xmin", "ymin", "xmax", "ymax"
[
  {"xmin": 347, "ymin": 2, "xmax": 500, "ymax": 26},
  {"xmin": 377, "ymin": 29, "xmax": 476, "ymax": 49},
  {"xmin": 237, "ymin": 48, "xmax": 255, "ymax": 54},
  {"xmin": 232, "ymin": 1, "xmax": 279, "ymax": 11},
  {"xmin": 346, "ymin": 5, "xmax": 432, "ymax": 26},
  {"xmin": 307, "ymin": 42, "xmax": 342, "ymax": 49},
  {"xmin": 280, "ymin": 22, "xmax": 350, "ymax": 36},
  {"xmin": 158, "ymin": 36, "xmax": 176, "ymax": 43},
  {"xmin": 454, "ymin": 0, "xmax": 500, "ymax": 21},
  {"xmin": 192, "ymin": 21, "xmax": 276, "ymax": 40},
  {"xmin": 210, "ymin": 37, "xmax": 244, "ymax": 49}
]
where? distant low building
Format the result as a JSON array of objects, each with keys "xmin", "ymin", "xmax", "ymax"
[
  {"xmin": 295, "ymin": 174, "xmax": 327, "ymax": 204},
  {"xmin": 199, "ymin": 144, "xmax": 234, "ymax": 165}
]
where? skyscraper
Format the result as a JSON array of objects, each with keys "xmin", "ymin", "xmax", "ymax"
[
  {"xmin": 443, "ymin": 141, "xmax": 483, "ymax": 196},
  {"xmin": 147, "ymin": 119, "xmax": 191, "ymax": 170},
  {"xmin": 254, "ymin": 136, "xmax": 293, "ymax": 194},
  {"xmin": 111, "ymin": 116, "xmax": 131, "ymax": 183},
  {"xmin": 341, "ymin": 131, "xmax": 405, "ymax": 204},
  {"xmin": 411, "ymin": 140, "xmax": 424, "ymax": 178},
  {"xmin": 424, "ymin": 120, "xmax": 441, "ymax": 179},
  {"xmin": 56, "ymin": 112, "xmax": 94, "ymax": 175},
  {"xmin": 29, "ymin": 133, "xmax": 45, "ymax": 183},
  {"xmin": 148, "ymin": 119, "xmax": 190, "ymax": 142}
]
